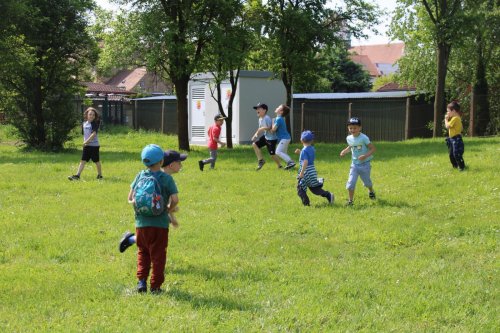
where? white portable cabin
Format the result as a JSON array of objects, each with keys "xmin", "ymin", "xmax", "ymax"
[{"xmin": 188, "ymin": 70, "xmax": 286, "ymax": 145}]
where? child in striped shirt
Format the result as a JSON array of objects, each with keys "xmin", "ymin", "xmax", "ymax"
[{"xmin": 295, "ymin": 130, "xmax": 334, "ymax": 206}]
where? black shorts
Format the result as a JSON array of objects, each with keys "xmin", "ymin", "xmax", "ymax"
[
  {"xmin": 255, "ymin": 136, "xmax": 277, "ymax": 155},
  {"xmin": 81, "ymin": 146, "xmax": 100, "ymax": 162}
]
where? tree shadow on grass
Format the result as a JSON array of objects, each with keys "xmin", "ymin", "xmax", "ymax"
[{"xmin": 165, "ymin": 287, "xmax": 258, "ymax": 311}]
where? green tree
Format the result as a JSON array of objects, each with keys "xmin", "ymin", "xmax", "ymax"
[
  {"xmin": 201, "ymin": 0, "xmax": 260, "ymax": 148},
  {"xmin": 392, "ymin": 0, "xmax": 464, "ymax": 137},
  {"xmin": 263, "ymin": 0, "xmax": 380, "ymax": 105},
  {"xmin": 0, "ymin": 0, "xmax": 97, "ymax": 150},
  {"xmin": 109, "ymin": 0, "xmax": 221, "ymax": 151}
]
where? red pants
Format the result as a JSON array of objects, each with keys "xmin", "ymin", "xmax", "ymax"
[{"xmin": 136, "ymin": 227, "xmax": 169, "ymax": 289}]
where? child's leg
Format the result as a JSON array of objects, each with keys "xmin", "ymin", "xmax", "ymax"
[
  {"xmin": 309, "ymin": 185, "xmax": 329, "ymax": 197},
  {"xmin": 358, "ymin": 162, "xmax": 374, "ymax": 194},
  {"xmin": 446, "ymin": 138, "xmax": 458, "ymax": 168},
  {"xmin": 95, "ymin": 161, "xmax": 102, "ymax": 176},
  {"xmin": 149, "ymin": 228, "xmax": 169, "ymax": 290},
  {"xmin": 252, "ymin": 143, "xmax": 264, "ymax": 161},
  {"xmin": 452, "ymin": 137, "xmax": 466, "ymax": 170},
  {"xmin": 76, "ymin": 160, "xmax": 86, "ymax": 176},
  {"xmin": 135, "ymin": 228, "xmax": 151, "ymax": 283},
  {"xmin": 201, "ymin": 149, "xmax": 217, "ymax": 168},
  {"xmin": 346, "ymin": 163, "xmax": 359, "ymax": 202},
  {"xmin": 276, "ymin": 139, "xmax": 292, "ymax": 163},
  {"xmin": 297, "ymin": 181, "xmax": 310, "ymax": 206}
]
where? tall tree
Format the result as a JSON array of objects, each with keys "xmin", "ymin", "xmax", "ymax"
[
  {"xmin": 392, "ymin": 0, "xmax": 464, "ymax": 137},
  {"xmin": 201, "ymin": 0, "xmax": 259, "ymax": 148},
  {"xmin": 263, "ymin": 0, "xmax": 380, "ymax": 106},
  {"xmin": 113, "ymin": 0, "xmax": 220, "ymax": 151},
  {"xmin": 0, "ymin": 0, "xmax": 97, "ymax": 150}
]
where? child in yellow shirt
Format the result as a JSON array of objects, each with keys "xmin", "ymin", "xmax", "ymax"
[{"xmin": 444, "ymin": 100, "xmax": 466, "ymax": 171}]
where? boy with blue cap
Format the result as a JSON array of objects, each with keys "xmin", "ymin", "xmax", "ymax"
[
  {"xmin": 126, "ymin": 144, "xmax": 180, "ymax": 293},
  {"xmin": 340, "ymin": 117, "xmax": 376, "ymax": 206},
  {"xmin": 295, "ymin": 130, "xmax": 334, "ymax": 206}
]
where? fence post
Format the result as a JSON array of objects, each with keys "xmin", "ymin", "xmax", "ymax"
[
  {"xmin": 161, "ymin": 100, "xmax": 165, "ymax": 134},
  {"xmin": 348, "ymin": 102, "xmax": 352, "ymax": 119},
  {"xmin": 301, "ymin": 103, "xmax": 305, "ymax": 132},
  {"xmin": 134, "ymin": 100, "xmax": 138, "ymax": 130},
  {"xmin": 469, "ymin": 93, "xmax": 474, "ymax": 137},
  {"xmin": 405, "ymin": 97, "xmax": 410, "ymax": 140}
]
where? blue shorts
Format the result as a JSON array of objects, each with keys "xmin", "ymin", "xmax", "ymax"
[{"xmin": 346, "ymin": 161, "xmax": 372, "ymax": 190}]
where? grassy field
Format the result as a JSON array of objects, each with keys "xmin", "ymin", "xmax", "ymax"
[{"xmin": 0, "ymin": 125, "xmax": 498, "ymax": 332}]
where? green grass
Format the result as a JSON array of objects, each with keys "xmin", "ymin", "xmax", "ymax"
[{"xmin": 0, "ymin": 125, "xmax": 498, "ymax": 332}]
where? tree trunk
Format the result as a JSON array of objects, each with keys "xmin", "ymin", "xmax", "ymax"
[
  {"xmin": 433, "ymin": 42, "xmax": 450, "ymax": 137},
  {"xmin": 473, "ymin": 36, "xmax": 489, "ymax": 136},
  {"xmin": 33, "ymin": 75, "xmax": 45, "ymax": 147},
  {"xmin": 174, "ymin": 77, "xmax": 190, "ymax": 151}
]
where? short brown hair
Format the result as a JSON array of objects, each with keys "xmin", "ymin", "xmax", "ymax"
[
  {"xmin": 447, "ymin": 100, "xmax": 462, "ymax": 115},
  {"xmin": 280, "ymin": 104, "xmax": 290, "ymax": 117}
]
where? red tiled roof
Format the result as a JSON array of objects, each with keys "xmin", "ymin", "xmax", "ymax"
[
  {"xmin": 349, "ymin": 43, "xmax": 405, "ymax": 66},
  {"xmin": 105, "ymin": 68, "xmax": 147, "ymax": 91},
  {"xmin": 349, "ymin": 54, "xmax": 379, "ymax": 77},
  {"xmin": 82, "ymin": 82, "xmax": 134, "ymax": 95},
  {"xmin": 376, "ymin": 82, "xmax": 415, "ymax": 92}
]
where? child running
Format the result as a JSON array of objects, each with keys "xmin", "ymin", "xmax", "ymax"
[
  {"xmin": 199, "ymin": 114, "xmax": 226, "ymax": 171},
  {"xmin": 271, "ymin": 104, "xmax": 295, "ymax": 170},
  {"xmin": 251, "ymin": 102, "xmax": 282, "ymax": 170},
  {"xmin": 295, "ymin": 130, "xmax": 334, "ymax": 206},
  {"xmin": 339, "ymin": 117, "xmax": 376, "ymax": 206}
]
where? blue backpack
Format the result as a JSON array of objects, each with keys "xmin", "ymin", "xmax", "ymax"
[{"xmin": 133, "ymin": 171, "xmax": 165, "ymax": 216}]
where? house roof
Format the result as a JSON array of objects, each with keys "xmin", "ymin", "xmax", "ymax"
[
  {"xmin": 377, "ymin": 82, "xmax": 415, "ymax": 92},
  {"xmin": 82, "ymin": 82, "xmax": 134, "ymax": 95},
  {"xmin": 349, "ymin": 43, "xmax": 405, "ymax": 65},
  {"xmin": 349, "ymin": 54, "xmax": 379, "ymax": 77},
  {"xmin": 105, "ymin": 67, "xmax": 148, "ymax": 91}
]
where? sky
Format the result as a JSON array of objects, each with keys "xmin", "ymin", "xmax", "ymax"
[{"xmin": 95, "ymin": 0, "xmax": 400, "ymax": 46}]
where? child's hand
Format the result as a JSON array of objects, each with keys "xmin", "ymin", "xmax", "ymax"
[
  {"xmin": 340, "ymin": 150, "xmax": 346, "ymax": 157},
  {"xmin": 220, "ymin": 142, "xmax": 226, "ymax": 147},
  {"xmin": 358, "ymin": 155, "xmax": 366, "ymax": 161},
  {"xmin": 169, "ymin": 214, "xmax": 179, "ymax": 228},
  {"xmin": 294, "ymin": 148, "xmax": 301, "ymax": 154}
]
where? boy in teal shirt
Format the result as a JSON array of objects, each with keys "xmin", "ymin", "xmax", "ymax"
[
  {"xmin": 340, "ymin": 117, "xmax": 376, "ymax": 206},
  {"xmin": 127, "ymin": 144, "xmax": 179, "ymax": 293}
]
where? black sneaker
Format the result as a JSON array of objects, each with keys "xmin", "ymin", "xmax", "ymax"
[
  {"xmin": 198, "ymin": 160, "xmax": 204, "ymax": 171},
  {"xmin": 96, "ymin": 175, "xmax": 103, "ymax": 180},
  {"xmin": 369, "ymin": 192, "xmax": 376, "ymax": 200},
  {"xmin": 137, "ymin": 279, "xmax": 147, "ymax": 293},
  {"xmin": 68, "ymin": 175, "xmax": 80, "ymax": 181},
  {"xmin": 150, "ymin": 288, "xmax": 163, "ymax": 294},
  {"xmin": 256, "ymin": 159, "xmax": 265, "ymax": 171},
  {"xmin": 346, "ymin": 200, "xmax": 353, "ymax": 206},
  {"xmin": 284, "ymin": 161, "xmax": 296, "ymax": 170},
  {"xmin": 326, "ymin": 192, "xmax": 334, "ymax": 205},
  {"xmin": 119, "ymin": 231, "xmax": 134, "ymax": 253}
]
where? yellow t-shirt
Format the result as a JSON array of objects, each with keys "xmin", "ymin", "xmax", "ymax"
[{"xmin": 448, "ymin": 116, "xmax": 463, "ymax": 137}]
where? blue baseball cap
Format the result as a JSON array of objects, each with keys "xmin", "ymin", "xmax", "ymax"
[
  {"xmin": 141, "ymin": 144, "xmax": 164, "ymax": 166},
  {"xmin": 301, "ymin": 130, "xmax": 314, "ymax": 142}
]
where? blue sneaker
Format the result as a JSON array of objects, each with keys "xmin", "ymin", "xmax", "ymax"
[{"xmin": 137, "ymin": 279, "xmax": 147, "ymax": 293}]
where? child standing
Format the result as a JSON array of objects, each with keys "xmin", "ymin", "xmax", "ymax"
[
  {"xmin": 120, "ymin": 149, "xmax": 186, "ymax": 253},
  {"xmin": 199, "ymin": 114, "xmax": 226, "ymax": 171},
  {"xmin": 251, "ymin": 102, "xmax": 282, "ymax": 170},
  {"xmin": 339, "ymin": 117, "xmax": 376, "ymax": 206},
  {"xmin": 127, "ymin": 144, "xmax": 180, "ymax": 293},
  {"xmin": 444, "ymin": 100, "xmax": 466, "ymax": 171},
  {"xmin": 295, "ymin": 130, "xmax": 334, "ymax": 206},
  {"xmin": 68, "ymin": 107, "xmax": 103, "ymax": 180},
  {"xmin": 271, "ymin": 104, "xmax": 296, "ymax": 170}
]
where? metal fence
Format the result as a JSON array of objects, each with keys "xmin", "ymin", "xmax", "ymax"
[
  {"xmin": 292, "ymin": 96, "xmax": 434, "ymax": 143},
  {"xmin": 132, "ymin": 98, "xmax": 177, "ymax": 134}
]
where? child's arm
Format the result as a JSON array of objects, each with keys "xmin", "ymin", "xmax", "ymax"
[
  {"xmin": 298, "ymin": 159, "xmax": 308, "ymax": 179},
  {"xmin": 358, "ymin": 143, "xmax": 376, "ymax": 161},
  {"xmin": 340, "ymin": 146, "xmax": 350, "ymax": 157},
  {"xmin": 127, "ymin": 188, "xmax": 134, "ymax": 204},
  {"xmin": 168, "ymin": 194, "xmax": 179, "ymax": 227},
  {"xmin": 83, "ymin": 131, "xmax": 97, "ymax": 146}
]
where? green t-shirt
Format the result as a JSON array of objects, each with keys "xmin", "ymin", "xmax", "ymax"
[{"xmin": 130, "ymin": 170, "xmax": 178, "ymax": 228}]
